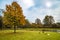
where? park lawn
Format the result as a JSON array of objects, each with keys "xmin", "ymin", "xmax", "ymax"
[
  {"xmin": 0, "ymin": 30, "xmax": 60, "ymax": 40},
  {"xmin": 19, "ymin": 28, "xmax": 60, "ymax": 31}
]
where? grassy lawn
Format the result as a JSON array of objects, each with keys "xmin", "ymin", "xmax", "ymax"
[{"xmin": 0, "ymin": 29, "xmax": 60, "ymax": 40}]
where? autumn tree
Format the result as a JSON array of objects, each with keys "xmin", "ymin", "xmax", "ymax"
[{"xmin": 3, "ymin": 2, "xmax": 26, "ymax": 33}]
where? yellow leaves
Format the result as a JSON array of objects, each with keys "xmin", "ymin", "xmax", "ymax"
[
  {"xmin": 3, "ymin": 2, "xmax": 26, "ymax": 27},
  {"xmin": 3, "ymin": 17, "xmax": 9, "ymax": 25},
  {"xmin": 20, "ymin": 19, "xmax": 26, "ymax": 25}
]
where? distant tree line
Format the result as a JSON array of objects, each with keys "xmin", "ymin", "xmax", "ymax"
[
  {"xmin": 0, "ymin": 2, "xmax": 60, "ymax": 30},
  {"xmin": 25, "ymin": 15, "xmax": 60, "ymax": 28}
]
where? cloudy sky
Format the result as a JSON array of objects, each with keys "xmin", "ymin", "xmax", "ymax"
[{"xmin": 0, "ymin": 0, "xmax": 60, "ymax": 23}]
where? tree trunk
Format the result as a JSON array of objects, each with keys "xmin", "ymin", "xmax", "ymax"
[{"xmin": 14, "ymin": 25, "xmax": 16, "ymax": 33}]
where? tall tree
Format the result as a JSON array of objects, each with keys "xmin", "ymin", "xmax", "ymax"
[
  {"xmin": 35, "ymin": 18, "xmax": 41, "ymax": 25},
  {"xmin": 35, "ymin": 18, "xmax": 42, "ymax": 27},
  {"xmin": 25, "ymin": 19, "xmax": 31, "ymax": 28},
  {"xmin": 3, "ymin": 2, "xmax": 26, "ymax": 33},
  {"xmin": 43, "ymin": 15, "xmax": 55, "ymax": 27}
]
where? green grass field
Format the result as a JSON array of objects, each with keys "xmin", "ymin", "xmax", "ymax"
[{"xmin": 0, "ymin": 28, "xmax": 60, "ymax": 40}]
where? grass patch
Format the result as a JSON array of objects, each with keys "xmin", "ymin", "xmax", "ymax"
[{"xmin": 0, "ymin": 29, "xmax": 60, "ymax": 40}]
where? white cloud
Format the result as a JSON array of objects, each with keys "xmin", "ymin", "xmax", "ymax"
[
  {"xmin": 9, "ymin": 0, "xmax": 60, "ymax": 23},
  {"xmin": 0, "ymin": 0, "xmax": 60, "ymax": 23},
  {"xmin": 25, "ymin": 6, "xmax": 60, "ymax": 23},
  {"xmin": 18, "ymin": 0, "xmax": 60, "ymax": 23},
  {"xmin": 22, "ymin": 0, "xmax": 34, "ymax": 9}
]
